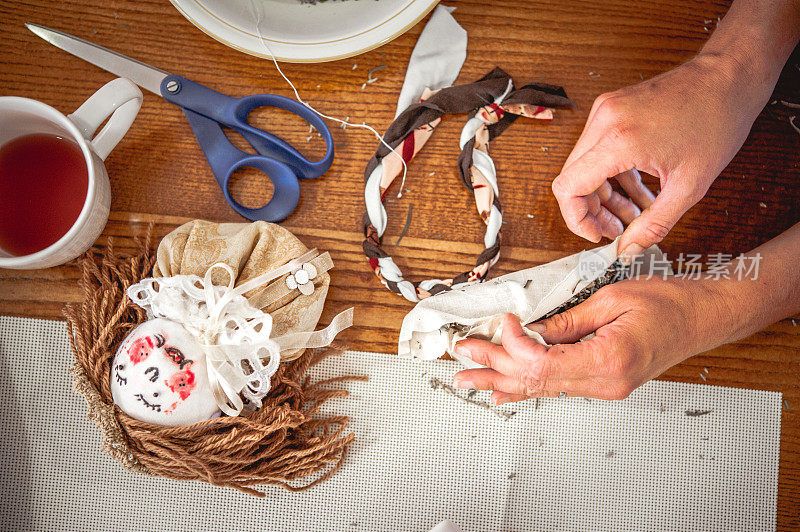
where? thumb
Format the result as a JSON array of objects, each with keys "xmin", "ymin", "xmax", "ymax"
[
  {"xmin": 500, "ymin": 313, "xmax": 544, "ymax": 354},
  {"xmin": 530, "ymin": 290, "xmax": 620, "ymax": 345},
  {"xmin": 618, "ymin": 182, "xmax": 694, "ymax": 258}
]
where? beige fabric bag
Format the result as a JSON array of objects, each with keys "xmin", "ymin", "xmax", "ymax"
[{"xmin": 154, "ymin": 219, "xmax": 333, "ymax": 360}]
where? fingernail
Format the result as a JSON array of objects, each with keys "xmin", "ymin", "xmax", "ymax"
[
  {"xmin": 525, "ymin": 323, "xmax": 546, "ymax": 334},
  {"xmin": 453, "ymin": 377, "xmax": 474, "ymax": 389},
  {"xmin": 454, "ymin": 343, "xmax": 471, "ymax": 359},
  {"xmin": 492, "ymin": 395, "xmax": 506, "ymax": 406},
  {"xmin": 619, "ymin": 243, "xmax": 644, "ymax": 264}
]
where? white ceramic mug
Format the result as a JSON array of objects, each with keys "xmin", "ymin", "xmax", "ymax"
[{"xmin": 0, "ymin": 78, "xmax": 142, "ymax": 269}]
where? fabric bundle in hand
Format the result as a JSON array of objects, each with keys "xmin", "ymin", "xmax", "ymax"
[{"xmin": 398, "ymin": 239, "xmax": 668, "ymax": 367}]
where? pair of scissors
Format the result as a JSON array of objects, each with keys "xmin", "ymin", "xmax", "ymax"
[{"xmin": 26, "ymin": 23, "xmax": 334, "ymax": 222}]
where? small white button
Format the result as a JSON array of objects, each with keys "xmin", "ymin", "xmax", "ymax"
[
  {"xmin": 294, "ymin": 269, "xmax": 310, "ymax": 285},
  {"xmin": 302, "ymin": 263, "xmax": 318, "ymax": 278}
]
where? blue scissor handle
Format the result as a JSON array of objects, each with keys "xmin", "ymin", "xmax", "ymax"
[
  {"xmin": 161, "ymin": 75, "xmax": 334, "ymax": 179},
  {"xmin": 181, "ymin": 107, "xmax": 301, "ymax": 222},
  {"xmin": 234, "ymin": 94, "xmax": 334, "ymax": 179}
]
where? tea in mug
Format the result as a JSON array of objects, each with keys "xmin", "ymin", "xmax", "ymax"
[{"xmin": 0, "ymin": 133, "xmax": 88, "ymax": 256}]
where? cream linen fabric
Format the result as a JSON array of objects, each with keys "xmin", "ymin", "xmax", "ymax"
[{"xmin": 154, "ymin": 220, "xmax": 330, "ymax": 360}]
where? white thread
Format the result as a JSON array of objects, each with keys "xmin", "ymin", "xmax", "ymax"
[{"xmin": 248, "ymin": 0, "xmax": 408, "ymax": 198}]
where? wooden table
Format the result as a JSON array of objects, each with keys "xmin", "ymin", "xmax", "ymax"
[{"xmin": 1, "ymin": 0, "xmax": 798, "ymax": 526}]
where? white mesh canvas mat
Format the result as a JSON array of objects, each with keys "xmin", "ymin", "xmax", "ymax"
[{"xmin": 0, "ymin": 316, "xmax": 782, "ymax": 531}]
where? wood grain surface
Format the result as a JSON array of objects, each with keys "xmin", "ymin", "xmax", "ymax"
[{"xmin": 1, "ymin": 0, "xmax": 798, "ymax": 527}]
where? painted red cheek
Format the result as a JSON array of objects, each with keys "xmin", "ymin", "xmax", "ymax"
[
  {"xmin": 127, "ymin": 336, "xmax": 154, "ymax": 365},
  {"xmin": 166, "ymin": 369, "xmax": 196, "ymax": 401}
]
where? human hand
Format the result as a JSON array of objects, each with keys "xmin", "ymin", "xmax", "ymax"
[
  {"xmin": 551, "ymin": 53, "xmax": 770, "ymax": 257},
  {"xmin": 452, "ymin": 276, "xmax": 738, "ymax": 404}
]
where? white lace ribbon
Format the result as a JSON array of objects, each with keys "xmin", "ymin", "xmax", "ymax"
[{"xmin": 127, "ymin": 250, "xmax": 353, "ymax": 417}]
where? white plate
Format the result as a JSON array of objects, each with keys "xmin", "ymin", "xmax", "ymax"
[{"xmin": 169, "ymin": 0, "xmax": 440, "ymax": 63}]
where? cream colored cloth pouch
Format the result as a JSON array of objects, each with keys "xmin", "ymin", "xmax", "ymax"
[
  {"xmin": 399, "ymin": 238, "xmax": 668, "ymax": 367},
  {"xmin": 154, "ymin": 220, "xmax": 333, "ymax": 361}
]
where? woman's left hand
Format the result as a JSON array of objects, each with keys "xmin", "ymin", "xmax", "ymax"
[{"xmin": 452, "ymin": 276, "xmax": 737, "ymax": 405}]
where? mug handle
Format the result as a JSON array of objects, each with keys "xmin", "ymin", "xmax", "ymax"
[{"xmin": 68, "ymin": 78, "xmax": 143, "ymax": 161}]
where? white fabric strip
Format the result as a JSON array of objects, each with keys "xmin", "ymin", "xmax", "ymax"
[
  {"xmin": 376, "ymin": 256, "xmax": 403, "ymax": 283},
  {"xmin": 484, "ymin": 206, "xmax": 502, "ymax": 248},
  {"xmin": 274, "ymin": 308, "xmax": 354, "ymax": 351},
  {"xmin": 395, "ymin": 5, "xmax": 467, "ymax": 116},
  {"xmin": 397, "ymin": 280, "xmax": 420, "ymax": 303},
  {"xmin": 470, "ymin": 150, "xmax": 499, "ymax": 195},
  {"xmin": 365, "ymin": 163, "xmax": 388, "ymax": 236},
  {"xmin": 458, "ymin": 116, "xmax": 484, "ymax": 149}
]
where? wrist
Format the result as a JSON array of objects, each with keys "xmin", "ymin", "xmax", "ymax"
[
  {"xmin": 698, "ymin": 1, "xmax": 800, "ymax": 100},
  {"xmin": 692, "ymin": 49, "xmax": 772, "ymax": 107},
  {"xmin": 683, "ymin": 222, "xmax": 800, "ymax": 349},
  {"xmin": 678, "ymin": 276, "xmax": 750, "ymax": 352}
]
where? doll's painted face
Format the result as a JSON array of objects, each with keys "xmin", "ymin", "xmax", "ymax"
[{"xmin": 111, "ymin": 318, "xmax": 219, "ymax": 426}]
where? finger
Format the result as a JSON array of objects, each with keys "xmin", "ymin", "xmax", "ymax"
[
  {"xmin": 579, "ymin": 188, "xmax": 624, "ymax": 240},
  {"xmin": 555, "ymin": 193, "xmax": 604, "ymax": 243},
  {"xmin": 454, "ymin": 338, "xmax": 521, "ymax": 376},
  {"xmin": 597, "ymin": 180, "xmax": 641, "ymax": 226},
  {"xmin": 552, "ymin": 144, "xmax": 632, "ymax": 242},
  {"xmin": 533, "ymin": 290, "xmax": 622, "ymax": 345},
  {"xmin": 456, "ymin": 314, "xmax": 556, "ymax": 376},
  {"xmin": 491, "ymin": 391, "xmax": 531, "ymax": 405},
  {"xmin": 615, "ymin": 168, "xmax": 656, "ymax": 210},
  {"xmin": 555, "ymin": 144, "xmax": 632, "ymax": 199},
  {"xmin": 596, "ymin": 204, "xmax": 624, "ymax": 239},
  {"xmin": 618, "ymin": 181, "xmax": 693, "ymax": 258},
  {"xmin": 453, "ymin": 368, "xmax": 526, "ymax": 394},
  {"xmin": 453, "ymin": 367, "xmax": 584, "ymax": 397},
  {"xmin": 500, "ymin": 314, "xmax": 548, "ymax": 358},
  {"xmin": 502, "ymin": 314, "xmax": 585, "ymax": 381}
]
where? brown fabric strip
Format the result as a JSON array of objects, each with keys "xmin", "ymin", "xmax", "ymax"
[
  {"xmin": 457, "ymin": 83, "xmax": 575, "ymax": 190},
  {"xmin": 362, "ymin": 239, "xmax": 389, "ymax": 260},
  {"xmin": 502, "ymin": 83, "xmax": 576, "ymax": 110},
  {"xmin": 364, "ymin": 67, "xmax": 513, "ymax": 181},
  {"xmin": 476, "ymin": 239, "xmax": 502, "ymax": 266}
]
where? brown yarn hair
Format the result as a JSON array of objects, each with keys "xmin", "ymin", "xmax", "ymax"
[{"xmin": 64, "ymin": 232, "xmax": 365, "ymax": 497}]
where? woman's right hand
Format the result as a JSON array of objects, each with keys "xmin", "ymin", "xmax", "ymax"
[{"xmin": 551, "ymin": 51, "xmax": 772, "ymax": 258}]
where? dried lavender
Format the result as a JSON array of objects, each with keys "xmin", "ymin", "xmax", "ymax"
[
  {"xmin": 542, "ymin": 260, "xmax": 628, "ymax": 319},
  {"xmin": 427, "ymin": 376, "xmax": 516, "ymax": 421},
  {"xmin": 685, "ymin": 409, "xmax": 713, "ymax": 417}
]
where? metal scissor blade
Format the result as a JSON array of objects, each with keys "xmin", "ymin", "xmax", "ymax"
[{"xmin": 25, "ymin": 23, "xmax": 170, "ymax": 95}]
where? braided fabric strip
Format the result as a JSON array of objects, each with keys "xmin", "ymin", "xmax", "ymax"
[{"xmin": 362, "ymin": 67, "xmax": 574, "ymax": 302}]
